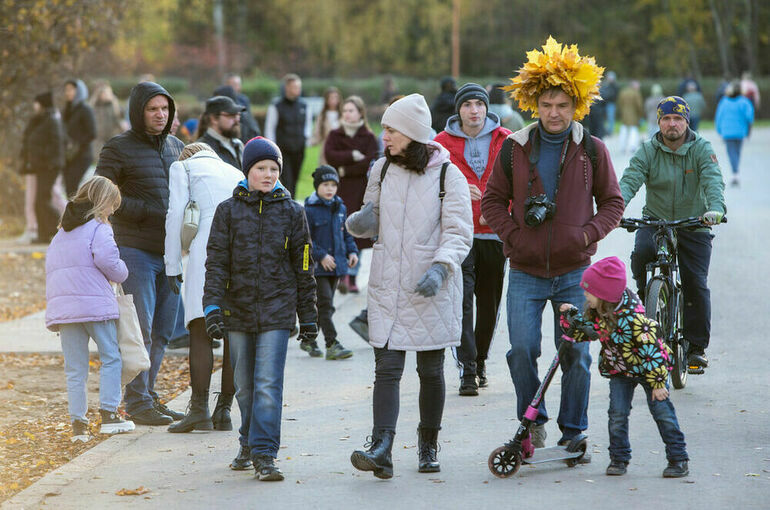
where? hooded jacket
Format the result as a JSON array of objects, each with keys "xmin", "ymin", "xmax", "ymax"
[
  {"xmin": 63, "ymin": 79, "xmax": 96, "ymax": 160},
  {"xmin": 96, "ymin": 82, "xmax": 185, "ymax": 254},
  {"xmin": 21, "ymin": 107, "xmax": 65, "ymax": 175},
  {"xmin": 346, "ymin": 143, "xmax": 473, "ymax": 350},
  {"xmin": 620, "ymin": 129, "xmax": 726, "ymax": 220},
  {"xmin": 45, "ymin": 202, "xmax": 128, "ymax": 331},
  {"xmin": 434, "ymin": 113, "xmax": 511, "ymax": 236},
  {"xmin": 481, "ymin": 122, "xmax": 625, "ymax": 278},
  {"xmin": 560, "ymin": 288, "xmax": 673, "ymax": 389},
  {"xmin": 304, "ymin": 192, "xmax": 358, "ymax": 277},
  {"xmin": 203, "ymin": 181, "xmax": 317, "ymax": 333}
]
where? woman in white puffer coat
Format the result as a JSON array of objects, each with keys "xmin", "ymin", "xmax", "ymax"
[
  {"xmin": 164, "ymin": 143, "xmax": 244, "ymax": 438},
  {"xmin": 347, "ymin": 94, "xmax": 473, "ymax": 479}
]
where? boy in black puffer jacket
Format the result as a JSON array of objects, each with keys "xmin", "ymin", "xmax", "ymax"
[
  {"xmin": 203, "ymin": 137, "xmax": 317, "ymax": 482},
  {"xmin": 304, "ymin": 165, "xmax": 359, "ymax": 360}
]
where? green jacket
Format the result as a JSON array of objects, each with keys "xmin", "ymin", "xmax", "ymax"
[{"xmin": 619, "ymin": 129, "xmax": 726, "ymax": 220}]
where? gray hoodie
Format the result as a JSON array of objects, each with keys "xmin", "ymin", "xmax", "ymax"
[{"xmin": 444, "ymin": 111, "xmax": 501, "ymax": 180}]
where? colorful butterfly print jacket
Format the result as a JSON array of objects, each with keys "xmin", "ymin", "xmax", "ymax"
[{"xmin": 560, "ymin": 288, "xmax": 673, "ymax": 389}]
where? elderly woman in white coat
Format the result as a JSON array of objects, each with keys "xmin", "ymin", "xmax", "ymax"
[
  {"xmin": 163, "ymin": 144, "xmax": 244, "ymax": 438},
  {"xmin": 347, "ymin": 94, "xmax": 473, "ymax": 479}
]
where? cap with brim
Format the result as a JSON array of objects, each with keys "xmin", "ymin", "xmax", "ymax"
[{"xmin": 205, "ymin": 95, "xmax": 246, "ymax": 115}]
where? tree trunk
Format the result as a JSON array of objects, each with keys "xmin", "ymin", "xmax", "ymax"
[{"xmin": 708, "ymin": 0, "xmax": 732, "ymax": 77}]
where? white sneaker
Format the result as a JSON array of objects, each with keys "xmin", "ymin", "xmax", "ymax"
[{"xmin": 99, "ymin": 410, "xmax": 135, "ymax": 434}]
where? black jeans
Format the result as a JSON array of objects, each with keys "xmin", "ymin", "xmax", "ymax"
[
  {"xmin": 631, "ymin": 227, "xmax": 713, "ymax": 349},
  {"xmin": 456, "ymin": 239, "xmax": 506, "ymax": 377},
  {"xmin": 372, "ymin": 347, "xmax": 445, "ymax": 432},
  {"xmin": 279, "ymin": 148, "xmax": 305, "ymax": 197},
  {"xmin": 34, "ymin": 170, "xmax": 61, "ymax": 241},
  {"xmin": 316, "ymin": 276, "xmax": 338, "ymax": 347},
  {"xmin": 64, "ymin": 149, "xmax": 92, "ymax": 197}
]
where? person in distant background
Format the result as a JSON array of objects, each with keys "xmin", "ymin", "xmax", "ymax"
[
  {"xmin": 488, "ymin": 83, "xmax": 525, "ymax": 132},
  {"xmin": 431, "ymin": 76, "xmax": 457, "ymax": 134},
  {"xmin": 264, "ymin": 74, "xmax": 312, "ymax": 196},
  {"xmin": 311, "ymin": 87, "xmax": 342, "ymax": 165},
  {"xmin": 63, "ymin": 79, "xmax": 96, "ymax": 196},
  {"xmin": 90, "ymin": 80, "xmax": 127, "ymax": 160},
  {"xmin": 716, "ymin": 81, "xmax": 755, "ymax": 187}
]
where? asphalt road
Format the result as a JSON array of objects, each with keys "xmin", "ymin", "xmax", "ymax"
[{"xmin": 3, "ymin": 128, "xmax": 769, "ymax": 510}]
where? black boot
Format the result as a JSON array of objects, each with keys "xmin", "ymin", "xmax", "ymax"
[
  {"xmin": 230, "ymin": 445, "xmax": 253, "ymax": 471},
  {"xmin": 168, "ymin": 391, "xmax": 213, "ymax": 433},
  {"xmin": 350, "ymin": 429, "xmax": 395, "ymax": 479},
  {"xmin": 477, "ymin": 359, "xmax": 488, "ymax": 388},
  {"xmin": 211, "ymin": 392, "xmax": 233, "ymax": 431},
  {"xmin": 417, "ymin": 427, "xmax": 441, "ymax": 473}
]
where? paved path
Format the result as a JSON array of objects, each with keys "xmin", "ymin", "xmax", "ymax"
[{"xmin": 2, "ymin": 129, "xmax": 769, "ymax": 509}]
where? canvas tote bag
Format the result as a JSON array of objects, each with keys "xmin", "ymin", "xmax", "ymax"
[
  {"xmin": 180, "ymin": 161, "xmax": 200, "ymax": 252},
  {"xmin": 115, "ymin": 284, "xmax": 150, "ymax": 385}
]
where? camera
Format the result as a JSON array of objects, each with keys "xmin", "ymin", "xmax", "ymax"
[{"xmin": 524, "ymin": 194, "xmax": 556, "ymax": 227}]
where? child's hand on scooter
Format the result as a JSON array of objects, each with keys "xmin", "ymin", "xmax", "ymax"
[{"xmin": 651, "ymin": 387, "xmax": 669, "ymax": 401}]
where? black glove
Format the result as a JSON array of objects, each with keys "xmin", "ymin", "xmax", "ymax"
[
  {"xmin": 167, "ymin": 274, "xmax": 183, "ymax": 295},
  {"xmin": 298, "ymin": 323, "xmax": 318, "ymax": 342},
  {"xmin": 205, "ymin": 307, "xmax": 225, "ymax": 340}
]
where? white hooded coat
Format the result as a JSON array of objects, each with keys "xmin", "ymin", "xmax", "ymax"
[
  {"xmin": 346, "ymin": 142, "xmax": 473, "ymax": 350},
  {"xmin": 164, "ymin": 150, "xmax": 244, "ymax": 326}
]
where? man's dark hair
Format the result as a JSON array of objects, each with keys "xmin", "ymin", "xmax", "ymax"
[
  {"xmin": 385, "ymin": 141, "xmax": 438, "ymax": 174},
  {"xmin": 489, "ymin": 84, "xmax": 507, "ymax": 105},
  {"xmin": 196, "ymin": 112, "xmax": 212, "ymax": 139}
]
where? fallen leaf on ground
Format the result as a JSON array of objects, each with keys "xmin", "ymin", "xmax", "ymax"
[{"xmin": 116, "ymin": 486, "xmax": 150, "ymax": 496}]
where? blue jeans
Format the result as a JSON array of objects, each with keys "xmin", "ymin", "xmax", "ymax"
[
  {"xmin": 119, "ymin": 246, "xmax": 181, "ymax": 415},
  {"xmin": 229, "ymin": 329, "xmax": 290, "ymax": 458},
  {"xmin": 608, "ymin": 377, "xmax": 688, "ymax": 463},
  {"xmin": 724, "ymin": 138, "xmax": 743, "ymax": 175},
  {"xmin": 505, "ymin": 267, "xmax": 591, "ymax": 439},
  {"xmin": 605, "ymin": 102, "xmax": 617, "ymax": 135},
  {"xmin": 60, "ymin": 320, "xmax": 122, "ymax": 422}
]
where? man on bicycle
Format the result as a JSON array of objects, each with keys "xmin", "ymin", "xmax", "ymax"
[{"xmin": 619, "ymin": 96, "xmax": 726, "ymax": 371}]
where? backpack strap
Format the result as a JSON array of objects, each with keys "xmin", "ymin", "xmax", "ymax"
[
  {"xmin": 500, "ymin": 137, "xmax": 514, "ymax": 184},
  {"xmin": 379, "ymin": 160, "xmax": 390, "ymax": 184},
  {"xmin": 581, "ymin": 127, "xmax": 599, "ymax": 173},
  {"xmin": 439, "ymin": 162, "xmax": 448, "ymax": 201}
]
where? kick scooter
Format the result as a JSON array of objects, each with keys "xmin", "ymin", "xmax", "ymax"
[{"xmin": 488, "ymin": 311, "xmax": 592, "ymax": 478}]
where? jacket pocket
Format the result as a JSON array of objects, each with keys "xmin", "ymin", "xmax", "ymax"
[
  {"xmin": 410, "ymin": 244, "xmax": 439, "ymax": 290},
  {"xmin": 550, "ymin": 223, "xmax": 587, "ymax": 264},
  {"xmin": 369, "ymin": 244, "xmax": 386, "ymax": 289}
]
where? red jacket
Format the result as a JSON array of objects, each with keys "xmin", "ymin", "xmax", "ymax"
[
  {"xmin": 434, "ymin": 126, "xmax": 511, "ymax": 234},
  {"xmin": 480, "ymin": 122, "xmax": 624, "ymax": 278}
]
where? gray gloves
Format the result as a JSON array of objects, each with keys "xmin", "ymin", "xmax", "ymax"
[
  {"xmin": 415, "ymin": 263, "xmax": 449, "ymax": 297},
  {"xmin": 346, "ymin": 202, "xmax": 378, "ymax": 237}
]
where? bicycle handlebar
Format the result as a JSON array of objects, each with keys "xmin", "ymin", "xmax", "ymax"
[{"xmin": 618, "ymin": 216, "xmax": 727, "ymax": 232}]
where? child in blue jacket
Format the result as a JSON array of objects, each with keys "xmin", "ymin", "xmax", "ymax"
[
  {"xmin": 304, "ymin": 165, "xmax": 359, "ymax": 359},
  {"xmin": 559, "ymin": 256, "xmax": 689, "ymax": 479}
]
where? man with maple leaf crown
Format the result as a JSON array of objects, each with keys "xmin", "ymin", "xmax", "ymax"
[{"xmin": 481, "ymin": 37, "xmax": 624, "ymax": 451}]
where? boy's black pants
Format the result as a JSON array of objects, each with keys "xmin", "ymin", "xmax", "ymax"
[
  {"xmin": 316, "ymin": 275, "xmax": 338, "ymax": 347},
  {"xmin": 456, "ymin": 239, "xmax": 506, "ymax": 377}
]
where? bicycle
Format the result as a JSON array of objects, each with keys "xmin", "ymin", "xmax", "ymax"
[{"xmin": 618, "ymin": 216, "xmax": 726, "ymax": 389}]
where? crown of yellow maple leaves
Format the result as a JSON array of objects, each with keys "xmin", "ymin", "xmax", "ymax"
[{"xmin": 503, "ymin": 36, "xmax": 604, "ymax": 121}]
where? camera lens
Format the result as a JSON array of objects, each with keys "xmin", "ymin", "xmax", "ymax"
[{"xmin": 525, "ymin": 205, "xmax": 547, "ymax": 226}]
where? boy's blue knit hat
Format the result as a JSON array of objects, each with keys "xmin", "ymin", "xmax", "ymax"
[
  {"xmin": 242, "ymin": 136, "xmax": 282, "ymax": 176},
  {"xmin": 312, "ymin": 165, "xmax": 339, "ymax": 189},
  {"xmin": 656, "ymin": 96, "xmax": 690, "ymax": 123}
]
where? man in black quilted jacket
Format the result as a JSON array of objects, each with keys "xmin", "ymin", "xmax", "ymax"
[{"xmin": 96, "ymin": 81, "xmax": 185, "ymax": 426}]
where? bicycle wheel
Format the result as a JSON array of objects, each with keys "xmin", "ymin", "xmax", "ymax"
[
  {"xmin": 673, "ymin": 289, "xmax": 690, "ymax": 385},
  {"xmin": 645, "ymin": 278, "xmax": 687, "ymax": 388}
]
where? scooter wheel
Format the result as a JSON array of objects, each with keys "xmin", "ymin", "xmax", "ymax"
[{"xmin": 488, "ymin": 445, "xmax": 521, "ymax": 478}]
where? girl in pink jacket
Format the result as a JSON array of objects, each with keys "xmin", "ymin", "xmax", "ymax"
[{"xmin": 46, "ymin": 176, "xmax": 135, "ymax": 441}]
